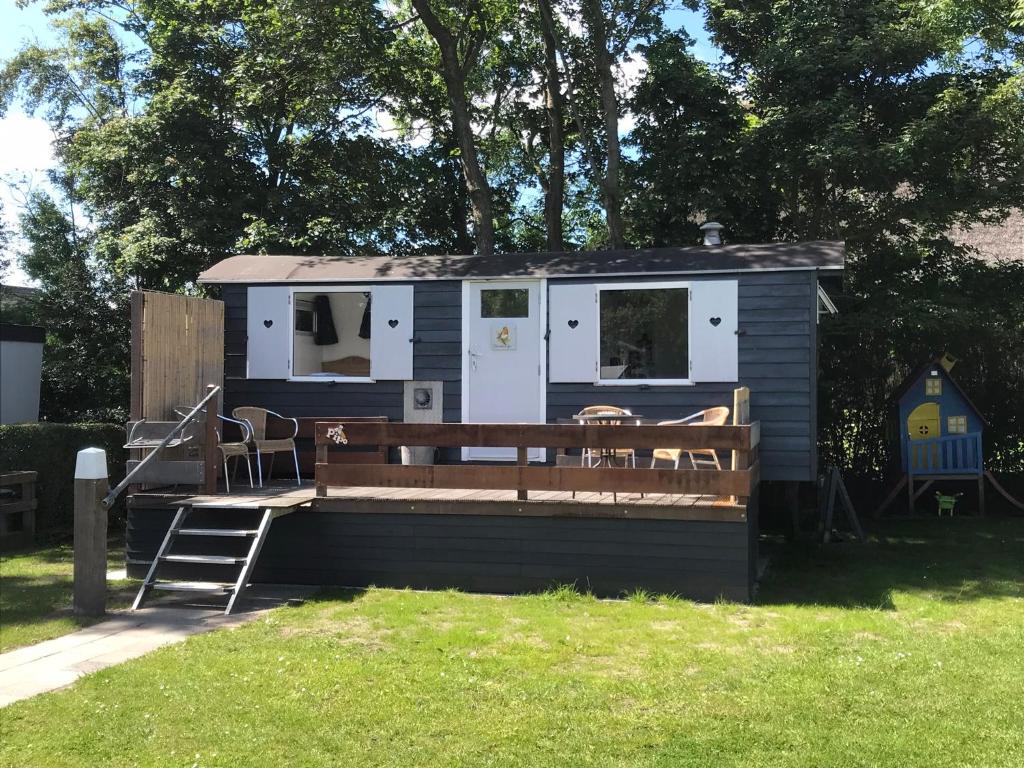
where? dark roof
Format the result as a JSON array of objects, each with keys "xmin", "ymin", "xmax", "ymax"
[
  {"xmin": 0, "ymin": 324, "xmax": 45, "ymax": 344},
  {"xmin": 198, "ymin": 241, "xmax": 844, "ymax": 284},
  {"xmin": 893, "ymin": 358, "xmax": 987, "ymax": 426}
]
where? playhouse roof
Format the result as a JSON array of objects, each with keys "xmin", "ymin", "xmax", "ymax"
[
  {"xmin": 198, "ymin": 241, "xmax": 844, "ymax": 284},
  {"xmin": 893, "ymin": 358, "xmax": 987, "ymax": 425}
]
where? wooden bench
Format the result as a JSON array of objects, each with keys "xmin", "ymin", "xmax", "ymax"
[{"xmin": 0, "ymin": 471, "xmax": 37, "ymax": 549}]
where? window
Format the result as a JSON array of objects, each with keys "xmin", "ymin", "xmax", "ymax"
[
  {"xmin": 947, "ymin": 415, "xmax": 967, "ymax": 434},
  {"xmin": 294, "ymin": 301, "xmax": 314, "ymax": 335},
  {"xmin": 292, "ymin": 291, "xmax": 371, "ymax": 378},
  {"xmin": 598, "ymin": 284, "xmax": 689, "ymax": 382},
  {"xmin": 481, "ymin": 289, "xmax": 529, "ymax": 318},
  {"xmin": 925, "ymin": 375, "xmax": 942, "ymax": 396}
]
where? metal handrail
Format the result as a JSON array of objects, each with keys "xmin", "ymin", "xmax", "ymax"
[{"xmin": 102, "ymin": 386, "xmax": 221, "ymax": 510}]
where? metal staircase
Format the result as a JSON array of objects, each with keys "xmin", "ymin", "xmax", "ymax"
[{"xmin": 132, "ymin": 503, "xmax": 276, "ymax": 615}]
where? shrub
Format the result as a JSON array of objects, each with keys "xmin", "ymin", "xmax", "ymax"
[{"xmin": 0, "ymin": 423, "xmax": 126, "ymax": 536}]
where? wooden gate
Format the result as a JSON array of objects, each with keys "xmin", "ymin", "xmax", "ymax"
[{"xmin": 130, "ymin": 290, "xmax": 224, "ymax": 421}]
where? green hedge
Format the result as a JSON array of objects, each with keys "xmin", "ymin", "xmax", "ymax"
[{"xmin": 0, "ymin": 423, "xmax": 126, "ymax": 536}]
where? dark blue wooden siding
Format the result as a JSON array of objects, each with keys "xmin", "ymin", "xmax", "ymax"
[
  {"xmin": 221, "ymin": 269, "xmax": 818, "ymax": 482},
  {"xmin": 545, "ymin": 272, "xmax": 817, "ymax": 482},
  {"xmin": 222, "ymin": 281, "xmax": 463, "ymax": 423}
]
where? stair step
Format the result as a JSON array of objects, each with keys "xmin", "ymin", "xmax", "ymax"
[
  {"xmin": 150, "ymin": 581, "xmax": 235, "ymax": 594},
  {"xmin": 177, "ymin": 528, "xmax": 258, "ymax": 537},
  {"xmin": 161, "ymin": 554, "xmax": 247, "ymax": 565}
]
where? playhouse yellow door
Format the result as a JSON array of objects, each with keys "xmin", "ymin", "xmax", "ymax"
[{"xmin": 907, "ymin": 403, "xmax": 940, "ymax": 470}]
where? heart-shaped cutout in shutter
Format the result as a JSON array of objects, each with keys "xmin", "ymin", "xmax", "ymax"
[
  {"xmin": 567, "ymin": 319, "xmax": 579, "ymax": 329},
  {"xmin": 388, "ymin": 319, "xmax": 399, "ymax": 328},
  {"xmin": 263, "ymin": 319, "xmax": 273, "ymax": 328},
  {"xmin": 709, "ymin": 317, "xmax": 722, "ymax": 327}
]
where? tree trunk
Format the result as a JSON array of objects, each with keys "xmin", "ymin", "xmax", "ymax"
[
  {"xmin": 445, "ymin": 138, "xmax": 475, "ymax": 254},
  {"xmin": 411, "ymin": 0, "xmax": 496, "ymax": 255},
  {"xmin": 582, "ymin": 0, "xmax": 625, "ymax": 249},
  {"xmin": 537, "ymin": 0, "xmax": 565, "ymax": 252}
]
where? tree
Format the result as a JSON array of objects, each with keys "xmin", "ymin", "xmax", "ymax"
[
  {"xmin": 407, "ymin": 0, "xmax": 498, "ymax": 254},
  {"xmin": 3, "ymin": 0, "xmax": 468, "ymax": 291},
  {"xmin": 537, "ymin": 0, "xmax": 567, "ymax": 251},
  {"xmin": 558, "ymin": 0, "xmax": 666, "ymax": 248},
  {"xmin": 17, "ymin": 189, "xmax": 129, "ymax": 422},
  {"xmin": 693, "ymin": 0, "xmax": 1024, "ymax": 477},
  {"xmin": 625, "ymin": 31, "xmax": 747, "ymax": 245}
]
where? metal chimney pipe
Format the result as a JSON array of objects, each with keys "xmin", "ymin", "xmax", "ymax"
[{"xmin": 700, "ymin": 221, "xmax": 724, "ymax": 246}]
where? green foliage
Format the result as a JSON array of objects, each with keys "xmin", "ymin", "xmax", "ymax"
[
  {"xmin": 2, "ymin": 0, "xmax": 1022, "ymax": 478},
  {"xmin": 625, "ymin": 31, "xmax": 747, "ymax": 246},
  {"xmin": 643, "ymin": 0, "xmax": 1024, "ymax": 478},
  {"xmin": 819, "ymin": 245, "xmax": 1024, "ymax": 475},
  {"xmin": 0, "ymin": 423, "xmax": 126, "ymax": 534},
  {"xmin": 17, "ymin": 191, "xmax": 130, "ymax": 423}
]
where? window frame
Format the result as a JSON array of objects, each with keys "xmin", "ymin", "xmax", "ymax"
[
  {"xmin": 594, "ymin": 280, "xmax": 693, "ymax": 387},
  {"xmin": 288, "ymin": 285, "xmax": 375, "ymax": 383},
  {"xmin": 925, "ymin": 376, "xmax": 942, "ymax": 396},
  {"xmin": 947, "ymin": 415, "xmax": 968, "ymax": 434}
]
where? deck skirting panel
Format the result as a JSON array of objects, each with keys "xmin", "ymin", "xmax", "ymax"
[{"xmin": 127, "ymin": 500, "xmax": 755, "ymax": 601}]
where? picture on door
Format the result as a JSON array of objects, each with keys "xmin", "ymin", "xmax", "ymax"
[{"xmin": 491, "ymin": 321, "xmax": 517, "ymax": 350}]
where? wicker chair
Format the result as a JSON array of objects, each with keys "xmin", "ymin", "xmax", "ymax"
[
  {"xmin": 650, "ymin": 406, "xmax": 730, "ymax": 470},
  {"xmin": 232, "ymin": 407, "xmax": 300, "ymax": 487},
  {"xmin": 217, "ymin": 414, "xmax": 254, "ymax": 493}
]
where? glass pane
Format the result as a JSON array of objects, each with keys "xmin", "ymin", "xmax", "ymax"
[
  {"xmin": 599, "ymin": 288, "xmax": 688, "ymax": 380},
  {"xmin": 295, "ymin": 306, "xmax": 314, "ymax": 334},
  {"xmin": 292, "ymin": 291, "xmax": 371, "ymax": 377},
  {"xmin": 481, "ymin": 289, "xmax": 529, "ymax": 318}
]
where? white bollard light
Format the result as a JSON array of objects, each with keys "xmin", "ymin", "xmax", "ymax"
[{"xmin": 74, "ymin": 447, "xmax": 109, "ymax": 617}]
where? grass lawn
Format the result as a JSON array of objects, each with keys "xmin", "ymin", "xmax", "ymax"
[
  {"xmin": 0, "ymin": 542, "xmax": 135, "ymax": 653},
  {"xmin": 1, "ymin": 518, "xmax": 1022, "ymax": 767}
]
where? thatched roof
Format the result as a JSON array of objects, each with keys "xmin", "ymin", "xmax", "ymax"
[{"xmin": 949, "ymin": 209, "xmax": 1024, "ymax": 263}]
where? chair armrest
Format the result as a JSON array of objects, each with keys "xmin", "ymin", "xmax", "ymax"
[
  {"xmin": 264, "ymin": 409, "xmax": 299, "ymax": 439},
  {"xmin": 657, "ymin": 411, "xmax": 705, "ymax": 427},
  {"xmin": 218, "ymin": 414, "xmax": 252, "ymax": 443}
]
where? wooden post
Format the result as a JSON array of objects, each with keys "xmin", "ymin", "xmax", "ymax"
[
  {"xmin": 316, "ymin": 443, "xmax": 328, "ymax": 497},
  {"xmin": 74, "ymin": 448, "xmax": 109, "ymax": 617},
  {"xmin": 907, "ymin": 473, "xmax": 915, "ymax": 515},
  {"xmin": 203, "ymin": 384, "xmax": 219, "ymax": 494},
  {"xmin": 516, "ymin": 446, "xmax": 528, "ymax": 501},
  {"xmin": 977, "ymin": 475, "xmax": 985, "ymax": 517}
]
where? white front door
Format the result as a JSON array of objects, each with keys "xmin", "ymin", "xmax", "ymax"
[{"xmin": 462, "ymin": 280, "xmax": 546, "ymax": 461}]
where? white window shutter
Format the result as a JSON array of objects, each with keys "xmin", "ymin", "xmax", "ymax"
[
  {"xmin": 247, "ymin": 286, "xmax": 292, "ymax": 379},
  {"xmin": 370, "ymin": 285, "xmax": 414, "ymax": 380},
  {"xmin": 548, "ymin": 283, "xmax": 598, "ymax": 383},
  {"xmin": 689, "ymin": 280, "xmax": 739, "ymax": 382}
]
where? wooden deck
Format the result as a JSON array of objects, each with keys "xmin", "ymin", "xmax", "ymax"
[{"xmin": 145, "ymin": 482, "xmax": 745, "ymax": 522}]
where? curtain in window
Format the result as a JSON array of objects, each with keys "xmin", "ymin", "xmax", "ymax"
[
  {"xmin": 358, "ymin": 295, "xmax": 372, "ymax": 339},
  {"xmin": 313, "ymin": 295, "xmax": 338, "ymax": 345}
]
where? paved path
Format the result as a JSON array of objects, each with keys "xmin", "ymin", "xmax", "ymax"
[{"xmin": 0, "ymin": 587, "xmax": 312, "ymax": 707}]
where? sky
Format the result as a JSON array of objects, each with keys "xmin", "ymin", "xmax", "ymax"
[{"xmin": 0, "ymin": 1, "xmax": 717, "ymax": 287}]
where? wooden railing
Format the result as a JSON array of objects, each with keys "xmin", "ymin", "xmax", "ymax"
[
  {"xmin": 315, "ymin": 421, "xmax": 760, "ymax": 501},
  {"xmin": 909, "ymin": 432, "xmax": 983, "ymax": 476}
]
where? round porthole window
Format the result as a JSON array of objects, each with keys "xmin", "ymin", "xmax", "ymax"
[{"xmin": 918, "ymin": 425, "xmax": 930, "ymax": 435}]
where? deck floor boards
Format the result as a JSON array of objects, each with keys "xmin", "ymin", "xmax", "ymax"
[{"xmin": 135, "ymin": 479, "xmax": 747, "ymax": 522}]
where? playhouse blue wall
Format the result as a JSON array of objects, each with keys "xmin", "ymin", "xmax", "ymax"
[{"xmin": 897, "ymin": 367, "xmax": 983, "ymax": 472}]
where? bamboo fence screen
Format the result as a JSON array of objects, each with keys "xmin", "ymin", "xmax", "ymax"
[{"xmin": 130, "ymin": 290, "xmax": 224, "ymax": 420}]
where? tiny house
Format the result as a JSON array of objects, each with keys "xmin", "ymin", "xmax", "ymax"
[
  {"xmin": 198, "ymin": 240, "xmax": 844, "ymax": 482},
  {"xmin": 123, "ymin": 240, "xmax": 844, "ymax": 606}
]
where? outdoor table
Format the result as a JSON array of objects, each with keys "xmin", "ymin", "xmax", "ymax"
[{"xmin": 570, "ymin": 411, "xmax": 645, "ymax": 469}]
